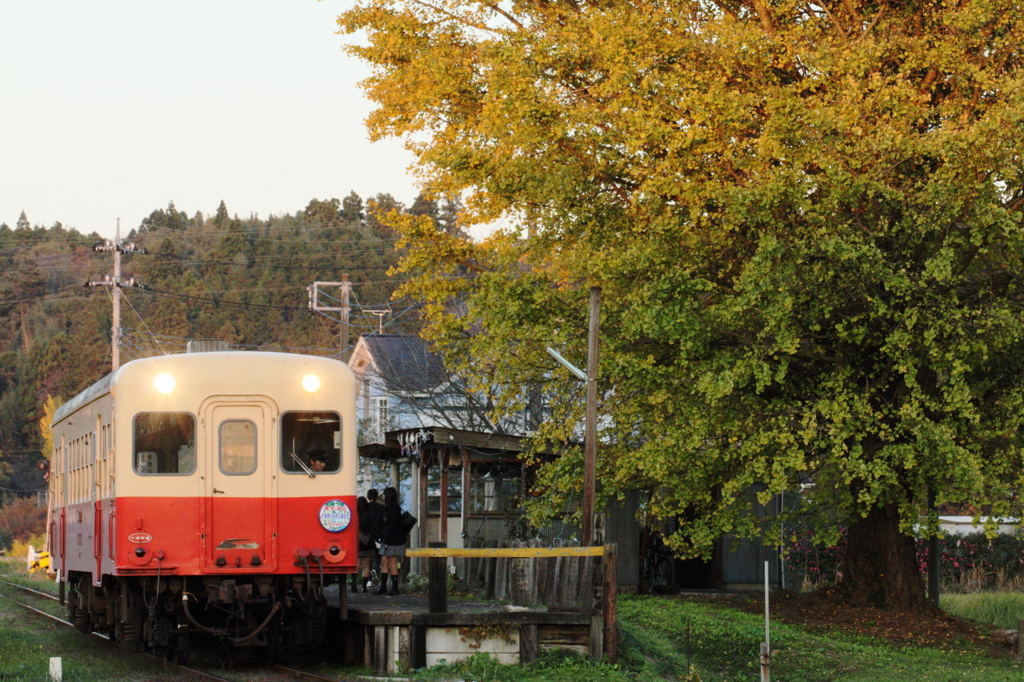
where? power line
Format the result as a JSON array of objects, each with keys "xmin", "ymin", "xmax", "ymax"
[
  {"xmin": 139, "ymin": 287, "xmax": 306, "ymax": 312},
  {"xmin": 119, "ymin": 326, "xmax": 347, "ymax": 356},
  {"xmin": 0, "ymin": 288, "xmax": 91, "ymax": 306}
]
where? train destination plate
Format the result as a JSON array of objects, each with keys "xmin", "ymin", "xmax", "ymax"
[{"xmin": 319, "ymin": 499, "xmax": 351, "ymax": 532}]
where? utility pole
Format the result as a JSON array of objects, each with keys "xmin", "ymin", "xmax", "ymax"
[
  {"xmin": 583, "ymin": 286, "xmax": 600, "ymax": 547},
  {"xmin": 90, "ymin": 219, "xmax": 147, "ymax": 372},
  {"xmin": 340, "ymin": 274, "xmax": 351, "ymax": 358},
  {"xmin": 308, "ymin": 276, "xmax": 352, "ymax": 360},
  {"xmin": 545, "ymin": 285, "xmax": 601, "ymax": 547}
]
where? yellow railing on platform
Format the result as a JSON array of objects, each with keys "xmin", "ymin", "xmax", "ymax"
[{"xmin": 405, "ymin": 546, "xmax": 606, "ymax": 558}]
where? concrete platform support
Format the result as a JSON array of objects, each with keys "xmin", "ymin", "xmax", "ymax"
[{"xmin": 344, "ymin": 609, "xmax": 599, "ymax": 674}]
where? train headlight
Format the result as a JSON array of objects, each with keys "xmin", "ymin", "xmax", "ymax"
[
  {"xmin": 318, "ymin": 499, "xmax": 351, "ymax": 532},
  {"xmin": 155, "ymin": 374, "xmax": 176, "ymax": 394},
  {"xmin": 301, "ymin": 374, "xmax": 321, "ymax": 392}
]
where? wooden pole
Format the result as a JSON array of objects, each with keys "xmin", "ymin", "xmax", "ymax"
[
  {"xmin": 111, "ymin": 219, "xmax": 121, "ymax": 371},
  {"xmin": 428, "ymin": 556, "xmax": 448, "ymax": 613},
  {"xmin": 582, "ymin": 286, "xmax": 600, "ymax": 547},
  {"xmin": 1016, "ymin": 618, "xmax": 1024, "ymax": 661},
  {"xmin": 603, "ymin": 544, "xmax": 618, "ymax": 663},
  {"xmin": 520, "ymin": 624, "xmax": 538, "ymax": 665},
  {"xmin": 419, "ymin": 461, "xmax": 429, "ymax": 550},
  {"xmin": 440, "ymin": 456, "xmax": 449, "ymax": 546},
  {"xmin": 339, "ymin": 274, "xmax": 351, "ymax": 360}
]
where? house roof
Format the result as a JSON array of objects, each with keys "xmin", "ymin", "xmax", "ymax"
[{"xmin": 350, "ymin": 334, "xmax": 448, "ymax": 393}]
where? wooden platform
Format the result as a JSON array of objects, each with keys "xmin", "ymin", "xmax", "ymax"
[{"xmin": 326, "ymin": 588, "xmax": 603, "ymax": 673}]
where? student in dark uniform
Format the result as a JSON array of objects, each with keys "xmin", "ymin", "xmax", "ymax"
[
  {"xmin": 373, "ymin": 487, "xmax": 407, "ymax": 595},
  {"xmin": 357, "ymin": 494, "xmax": 384, "ymax": 592},
  {"xmin": 366, "ymin": 488, "xmax": 383, "ymax": 580}
]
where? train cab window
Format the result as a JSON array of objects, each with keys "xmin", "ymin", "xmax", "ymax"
[
  {"xmin": 281, "ymin": 411, "xmax": 341, "ymax": 475},
  {"xmin": 220, "ymin": 420, "xmax": 257, "ymax": 475},
  {"xmin": 133, "ymin": 413, "xmax": 196, "ymax": 475}
]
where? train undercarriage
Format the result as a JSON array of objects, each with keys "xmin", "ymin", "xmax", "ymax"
[{"xmin": 64, "ymin": 570, "xmax": 333, "ymax": 661}]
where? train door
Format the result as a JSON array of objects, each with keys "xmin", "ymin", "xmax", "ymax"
[{"xmin": 201, "ymin": 397, "xmax": 277, "ymax": 571}]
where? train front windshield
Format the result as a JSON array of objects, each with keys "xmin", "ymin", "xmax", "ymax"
[
  {"xmin": 281, "ymin": 411, "xmax": 342, "ymax": 474},
  {"xmin": 133, "ymin": 413, "xmax": 197, "ymax": 475}
]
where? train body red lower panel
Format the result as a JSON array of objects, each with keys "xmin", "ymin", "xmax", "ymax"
[{"xmin": 53, "ymin": 495, "xmax": 357, "ymax": 580}]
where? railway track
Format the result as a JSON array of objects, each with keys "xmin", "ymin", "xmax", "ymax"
[{"xmin": 0, "ymin": 579, "xmax": 369, "ymax": 682}]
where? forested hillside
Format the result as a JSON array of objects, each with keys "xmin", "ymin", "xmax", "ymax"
[{"xmin": 0, "ymin": 191, "xmax": 448, "ymax": 495}]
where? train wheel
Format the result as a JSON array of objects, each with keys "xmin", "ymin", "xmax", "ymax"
[
  {"xmin": 115, "ymin": 580, "xmax": 146, "ymax": 652},
  {"xmin": 263, "ymin": 624, "xmax": 283, "ymax": 665},
  {"xmin": 171, "ymin": 633, "xmax": 190, "ymax": 666},
  {"xmin": 65, "ymin": 585, "xmax": 79, "ymax": 631},
  {"xmin": 69, "ymin": 575, "xmax": 93, "ymax": 634}
]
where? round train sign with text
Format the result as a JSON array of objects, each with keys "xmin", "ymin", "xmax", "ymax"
[{"xmin": 319, "ymin": 499, "xmax": 352, "ymax": 533}]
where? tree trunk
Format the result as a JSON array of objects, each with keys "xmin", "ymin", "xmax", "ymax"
[{"xmin": 840, "ymin": 502, "xmax": 929, "ymax": 612}]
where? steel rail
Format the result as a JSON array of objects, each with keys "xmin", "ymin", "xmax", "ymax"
[
  {"xmin": 271, "ymin": 664, "xmax": 345, "ymax": 681},
  {"xmin": 0, "ymin": 589, "xmax": 73, "ymax": 627},
  {"xmin": 270, "ymin": 663, "xmax": 375, "ymax": 682},
  {"xmin": 1, "ymin": 580, "xmax": 376, "ymax": 682},
  {"xmin": 0, "ymin": 580, "xmax": 238, "ymax": 682},
  {"xmin": 0, "ymin": 578, "xmax": 60, "ymax": 601}
]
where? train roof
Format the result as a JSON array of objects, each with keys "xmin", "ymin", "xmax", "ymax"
[
  {"xmin": 54, "ymin": 369, "xmax": 118, "ymax": 423},
  {"xmin": 53, "ymin": 351, "xmax": 348, "ymax": 422}
]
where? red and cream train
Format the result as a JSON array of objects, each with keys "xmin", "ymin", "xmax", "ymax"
[{"xmin": 47, "ymin": 349, "xmax": 357, "ymax": 657}]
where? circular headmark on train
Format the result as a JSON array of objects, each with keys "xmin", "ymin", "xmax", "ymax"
[{"xmin": 319, "ymin": 499, "xmax": 351, "ymax": 532}]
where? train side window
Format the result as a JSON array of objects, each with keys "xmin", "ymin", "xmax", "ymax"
[
  {"xmin": 133, "ymin": 413, "xmax": 197, "ymax": 475},
  {"xmin": 220, "ymin": 420, "xmax": 257, "ymax": 475},
  {"xmin": 280, "ymin": 411, "xmax": 341, "ymax": 474}
]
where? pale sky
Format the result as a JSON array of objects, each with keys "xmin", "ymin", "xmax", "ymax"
[{"xmin": 0, "ymin": 0, "xmax": 419, "ymax": 240}]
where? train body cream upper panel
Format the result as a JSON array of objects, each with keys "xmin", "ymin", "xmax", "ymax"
[{"xmin": 52, "ymin": 351, "xmax": 357, "ymax": 502}]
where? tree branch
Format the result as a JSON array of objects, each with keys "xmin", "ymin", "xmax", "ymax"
[
  {"xmin": 749, "ymin": 0, "xmax": 778, "ymax": 38},
  {"xmin": 482, "ymin": 2, "xmax": 524, "ymax": 30},
  {"xmin": 408, "ymin": 0, "xmax": 507, "ymax": 33}
]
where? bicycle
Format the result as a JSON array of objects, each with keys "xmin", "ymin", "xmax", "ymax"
[{"xmin": 642, "ymin": 537, "xmax": 675, "ymax": 593}]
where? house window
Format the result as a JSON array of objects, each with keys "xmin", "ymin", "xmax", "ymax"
[
  {"xmin": 469, "ymin": 462, "xmax": 521, "ymax": 514},
  {"xmin": 374, "ymin": 397, "xmax": 390, "ymax": 440},
  {"xmin": 427, "ymin": 465, "xmax": 463, "ymax": 515}
]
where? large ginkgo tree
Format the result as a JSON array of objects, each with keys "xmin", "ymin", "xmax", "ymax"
[{"xmin": 338, "ymin": 0, "xmax": 1024, "ymax": 609}]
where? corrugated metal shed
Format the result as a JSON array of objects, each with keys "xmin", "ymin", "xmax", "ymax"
[
  {"xmin": 604, "ymin": 491, "xmax": 642, "ymax": 588},
  {"xmin": 718, "ymin": 494, "xmax": 782, "ymax": 588}
]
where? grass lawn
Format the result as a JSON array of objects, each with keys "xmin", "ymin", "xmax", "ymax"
[
  {"xmin": 618, "ymin": 594, "xmax": 1020, "ymax": 682},
  {"xmin": 413, "ymin": 594, "xmax": 1023, "ymax": 682},
  {"xmin": 0, "ymin": 573, "xmax": 181, "ymax": 681},
  {"xmin": 942, "ymin": 592, "xmax": 1024, "ymax": 630}
]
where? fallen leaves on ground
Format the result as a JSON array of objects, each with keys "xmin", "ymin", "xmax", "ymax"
[{"xmin": 733, "ymin": 587, "xmax": 992, "ymax": 650}]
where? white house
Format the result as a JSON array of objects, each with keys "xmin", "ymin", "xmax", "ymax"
[
  {"xmin": 348, "ymin": 333, "xmax": 535, "ymax": 444},
  {"xmin": 348, "ymin": 334, "xmax": 492, "ymax": 441}
]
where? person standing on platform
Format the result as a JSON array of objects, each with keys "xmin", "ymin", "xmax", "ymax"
[
  {"xmin": 358, "ymin": 493, "xmax": 384, "ymax": 591},
  {"xmin": 374, "ymin": 486, "xmax": 408, "ymax": 595},
  {"xmin": 366, "ymin": 488, "xmax": 383, "ymax": 581}
]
